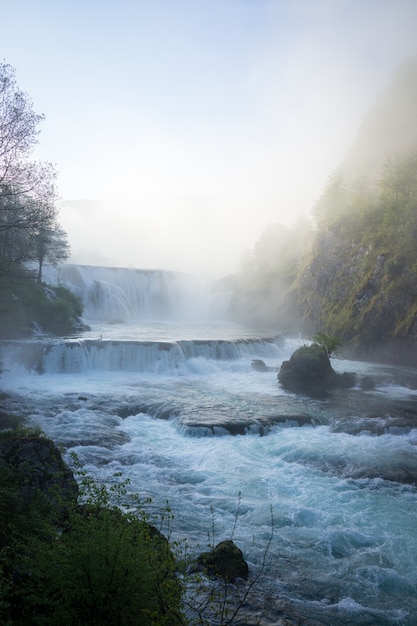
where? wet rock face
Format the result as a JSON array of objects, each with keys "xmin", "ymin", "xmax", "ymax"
[
  {"xmin": 197, "ymin": 540, "xmax": 249, "ymax": 582},
  {"xmin": 0, "ymin": 435, "xmax": 79, "ymax": 518},
  {"xmin": 278, "ymin": 344, "xmax": 355, "ymax": 398},
  {"xmin": 291, "ymin": 229, "xmax": 417, "ymax": 362}
]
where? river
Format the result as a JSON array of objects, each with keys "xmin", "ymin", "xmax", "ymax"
[{"xmin": 1, "ymin": 264, "xmax": 416, "ymax": 625}]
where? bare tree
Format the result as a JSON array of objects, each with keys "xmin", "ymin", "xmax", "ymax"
[{"xmin": 0, "ymin": 62, "xmax": 43, "ymax": 187}]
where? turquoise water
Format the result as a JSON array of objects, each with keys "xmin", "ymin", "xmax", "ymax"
[{"xmin": 2, "ymin": 321, "xmax": 417, "ymax": 625}]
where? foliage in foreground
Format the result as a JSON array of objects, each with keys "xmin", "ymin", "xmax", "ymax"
[
  {"xmin": 0, "ymin": 437, "xmax": 184, "ymax": 625},
  {"xmin": 0, "ymin": 426, "xmax": 307, "ymax": 626}
]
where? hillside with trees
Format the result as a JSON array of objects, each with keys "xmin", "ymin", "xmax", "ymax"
[
  {"xmin": 230, "ymin": 218, "xmax": 313, "ymax": 327},
  {"xmin": 231, "ymin": 57, "xmax": 417, "ymax": 363},
  {"xmin": 0, "ymin": 63, "xmax": 82, "ymax": 337}
]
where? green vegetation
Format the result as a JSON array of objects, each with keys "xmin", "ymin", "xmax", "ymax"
[
  {"xmin": 296, "ymin": 150, "xmax": 417, "ymax": 348},
  {"xmin": 232, "ymin": 58, "xmax": 417, "ymax": 359},
  {"xmin": 0, "ymin": 63, "xmax": 67, "ymax": 278},
  {"xmin": 0, "ymin": 422, "xmax": 307, "ymax": 625},
  {"xmin": 0, "ymin": 62, "xmax": 76, "ymax": 339},
  {"xmin": 0, "ymin": 429, "xmax": 184, "ymax": 625},
  {"xmin": 312, "ymin": 332, "xmax": 344, "ymax": 358},
  {"xmin": 0, "ymin": 271, "xmax": 83, "ymax": 338}
]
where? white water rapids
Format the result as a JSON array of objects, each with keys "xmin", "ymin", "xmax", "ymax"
[{"xmin": 1, "ymin": 265, "xmax": 417, "ymax": 625}]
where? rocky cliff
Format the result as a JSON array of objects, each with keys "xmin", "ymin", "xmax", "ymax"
[
  {"xmin": 231, "ymin": 58, "xmax": 417, "ymax": 364},
  {"xmin": 289, "ymin": 228, "xmax": 417, "ymax": 363}
]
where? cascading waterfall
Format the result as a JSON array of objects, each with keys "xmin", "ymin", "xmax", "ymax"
[
  {"xmin": 41, "ymin": 263, "xmax": 230, "ymax": 323},
  {"xmin": 3, "ymin": 336, "xmax": 283, "ymax": 374},
  {"xmin": 2, "ymin": 263, "xmax": 417, "ymax": 625}
]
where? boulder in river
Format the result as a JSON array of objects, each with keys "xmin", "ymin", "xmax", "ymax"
[
  {"xmin": 197, "ymin": 540, "xmax": 249, "ymax": 581},
  {"xmin": 278, "ymin": 343, "xmax": 356, "ymax": 398}
]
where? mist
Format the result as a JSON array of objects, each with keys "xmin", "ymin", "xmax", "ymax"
[
  {"xmin": 2, "ymin": 0, "xmax": 417, "ymax": 276},
  {"xmin": 340, "ymin": 56, "xmax": 417, "ymax": 182}
]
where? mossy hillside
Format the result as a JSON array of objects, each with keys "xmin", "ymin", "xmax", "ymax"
[
  {"xmin": 0, "ymin": 273, "xmax": 83, "ymax": 338},
  {"xmin": 232, "ymin": 62, "xmax": 417, "ymax": 360},
  {"xmin": 291, "ymin": 172, "xmax": 417, "ymax": 352}
]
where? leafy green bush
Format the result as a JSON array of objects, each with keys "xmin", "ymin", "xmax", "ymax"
[
  {"xmin": 312, "ymin": 332, "xmax": 344, "ymax": 358},
  {"xmin": 18, "ymin": 505, "xmax": 183, "ymax": 625},
  {"xmin": 0, "ymin": 437, "xmax": 184, "ymax": 625}
]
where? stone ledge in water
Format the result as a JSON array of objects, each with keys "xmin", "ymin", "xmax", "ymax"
[{"xmin": 182, "ymin": 413, "xmax": 317, "ymax": 437}]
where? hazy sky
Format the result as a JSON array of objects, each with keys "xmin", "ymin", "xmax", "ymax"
[{"xmin": 3, "ymin": 0, "xmax": 417, "ymax": 275}]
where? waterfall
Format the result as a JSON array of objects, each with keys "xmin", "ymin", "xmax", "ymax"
[
  {"xmin": 42, "ymin": 264, "xmax": 231, "ymax": 323},
  {"xmin": 3, "ymin": 337, "xmax": 284, "ymax": 374}
]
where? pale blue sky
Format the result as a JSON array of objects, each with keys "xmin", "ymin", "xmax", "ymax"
[{"xmin": 3, "ymin": 0, "xmax": 417, "ymax": 274}]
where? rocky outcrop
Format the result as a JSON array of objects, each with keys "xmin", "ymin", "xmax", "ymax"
[
  {"xmin": 278, "ymin": 344, "xmax": 355, "ymax": 398},
  {"xmin": 0, "ymin": 433, "xmax": 79, "ymax": 520},
  {"xmin": 289, "ymin": 227, "xmax": 417, "ymax": 363}
]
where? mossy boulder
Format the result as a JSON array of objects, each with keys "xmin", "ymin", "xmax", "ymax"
[
  {"xmin": 278, "ymin": 343, "xmax": 355, "ymax": 398},
  {"xmin": 197, "ymin": 540, "xmax": 249, "ymax": 582}
]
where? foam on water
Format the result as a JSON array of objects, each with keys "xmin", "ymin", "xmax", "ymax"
[
  {"xmin": 20, "ymin": 400, "xmax": 416, "ymax": 624},
  {"xmin": 2, "ymin": 269, "xmax": 417, "ymax": 625}
]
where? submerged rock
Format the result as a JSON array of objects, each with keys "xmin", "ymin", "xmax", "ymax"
[
  {"xmin": 251, "ymin": 359, "xmax": 279, "ymax": 373},
  {"xmin": 360, "ymin": 375, "xmax": 376, "ymax": 390},
  {"xmin": 278, "ymin": 343, "xmax": 356, "ymax": 398},
  {"xmin": 251, "ymin": 359, "xmax": 271, "ymax": 372}
]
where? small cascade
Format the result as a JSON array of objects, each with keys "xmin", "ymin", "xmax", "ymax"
[
  {"xmin": 41, "ymin": 264, "xmax": 231, "ymax": 323},
  {"xmin": 4, "ymin": 337, "xmax": 284, "ymax": 374}
]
